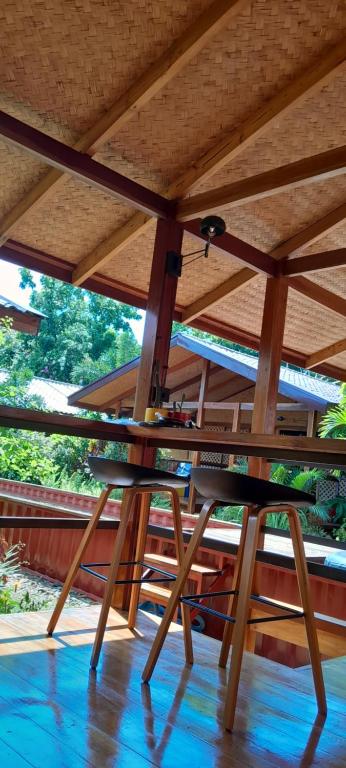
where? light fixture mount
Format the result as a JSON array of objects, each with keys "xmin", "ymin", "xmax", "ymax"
[{"xmin": 166, "ymin": 215, "xmax": 226, "ymax": 277}]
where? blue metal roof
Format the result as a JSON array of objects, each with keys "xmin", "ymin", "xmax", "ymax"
[
  {"xmin": 169, "ymin": 334, "xmax": 342, "ymax": 409},
  {"xmin": 69, "ymin": 332, "xmax": 342, "ymax": 410}
]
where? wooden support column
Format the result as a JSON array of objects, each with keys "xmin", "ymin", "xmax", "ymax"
[
  {"xmin": 248, "ymin": 276, "xmax": 289, "ymax": 479},
  {"xmin": 112, "ymin": 218, "xmax": 182, "ymax": 610},
  {"xmin": 306, "ymin": 410, "xmax": 318, "ymax": 438},
  {"xmin": 187, "ymin": 360, "xmax": 210, "ymax": 514},
  {"xmin": 132, "ymin": 218, "xmax": 183, "ymax": 421},
  {"xmin": 228, "ymin": 403, "xmax": 241, "ymax": 467}
]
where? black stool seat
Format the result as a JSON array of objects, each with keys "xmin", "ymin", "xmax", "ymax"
[
  {"xmin": 88, "ymin": 457, "xmax": 188, "ymax": 488},
  {"xmin": 191, "ymin": 467, "xmax": 314, "ymax": 507}
]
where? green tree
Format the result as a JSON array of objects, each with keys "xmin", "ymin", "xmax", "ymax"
[{"xmin": 18, "ymin": 270, "xmax": 141, "ymax": 384}]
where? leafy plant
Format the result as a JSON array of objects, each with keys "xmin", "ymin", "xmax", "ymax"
[
  {"xmin": 311, "ymin": 496, "xmax": 346, "ymax": 526},
  {"xmin": 0, "ymin": 431, "xmax": 58, "ymax": 485},
  {"xmin": 319, "ymin": 383, "xmax": 346, "ymax": 439}
]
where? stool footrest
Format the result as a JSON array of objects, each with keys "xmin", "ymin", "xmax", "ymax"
[
  {"xmin": 80, "ymin": 560, "xmax": 176, "ymax": 586},
  {"xmin": 180, "ymin": 589, "xmax": 305, "ymax": 625}
]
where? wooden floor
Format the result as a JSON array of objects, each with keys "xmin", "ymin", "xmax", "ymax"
[{"xmin": 0, "ymin": 606, "xmax": 345, "ymax": 768}]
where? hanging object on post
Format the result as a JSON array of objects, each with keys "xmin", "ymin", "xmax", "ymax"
[{"xmin": 166, "ymin": 215, "xmax": 226, "ymax": 277}]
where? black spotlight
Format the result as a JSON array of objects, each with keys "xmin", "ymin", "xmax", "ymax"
[
  {"xmin": 166, "ymin": 215, "xmax": 226, "ymax": 277},
  {"xmin": 200, "ymin": 215, "xmax": 226, "ymax": 258},
  {"xmin": 200, "ymin": 215, "xmax": 226, "ymax": 239}
]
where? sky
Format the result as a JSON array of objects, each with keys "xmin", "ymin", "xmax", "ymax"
[{"xmin": 0, "ymin": 258, "xmax": 145, "ymax": 343}]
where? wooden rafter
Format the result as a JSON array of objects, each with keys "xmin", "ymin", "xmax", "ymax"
[
  {"xmin": 0, "ymin": 0, "xmax": 247, "ymax": 245},
  {"xmin": 178, "ymin": 146, "xmax": 346, "ymax": 219},
  {"xmin": 282, "ymin": 248, "xmax": 346, "ymax": 276},
  {"xmin": 0, "ymin": 111, "xmax": 173, "ymax": 220},
  {"xmin": 306, "ymin": 339, "xmax": 346, "ymax": 369},
  {"xmin": 182, "ymin": 268, "xmax": 256, "ymax": 323},
  {"xmin": 288, "ymin": 276, "xmax": 346, "ymax": 317},
  {"xmin": 71, "ymin": 39, "xmax": 346, "ymax": 285},
  {"xmin": 270, "ymin": 202, "xmax": 346, "ymax": 260}
]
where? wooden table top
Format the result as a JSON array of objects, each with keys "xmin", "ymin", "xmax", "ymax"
[{"xmin": 1, "ymin": 405, "xmax": 346, "ymax": 467}]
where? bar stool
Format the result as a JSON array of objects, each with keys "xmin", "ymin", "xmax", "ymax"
[
  {"xmin": 47, "ymin": 457, "xmax": 193, "ymax": 670},
  {"xmin": 142, "ymin": 468, "xmax": 327, "ymax": 731}
]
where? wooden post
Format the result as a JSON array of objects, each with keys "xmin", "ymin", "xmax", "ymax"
[
  {"xmin": 112, "ymin": 218, "xmax": 183, "ymax": 609},
  {"xmin": 132, "ymin": 218, "xmax": 183, "ymax": 422},
  {"xmin": 245, "ymin": 276, "xmax": 288, "ymax": 649},
  {"xmin": 187, "ymin": 360, "xmax": 210, "ymax": 514},
  {"xmin": 228, "ymin": 403, "xmax": 241, "ymax": 467},
  {"xmin": 248, "ymin": 276, "xmax": 289, "ymax": 479},
  {"xmin": 307, "ymin": 410, "xmax": 317, "ymax": 438}
]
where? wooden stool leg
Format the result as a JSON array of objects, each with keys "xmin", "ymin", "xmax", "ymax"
[
  {"xmin": 223, "ymin": 511, "xmax": 262, "ymax": 731},
  {"xmin": 142, "ymin": 499, "xmax": 218, "ymax": 683},
  {"xmin": 170, "ymin": 488, "xmax": 194, "ymax": 666},
  {"xmin": 219, "ymin": 506, "xmax": 250, "ymax": 668},
  {"xmin": 287, "ymin": 507, "xmax": 327, "ymax": 715},
  {"xmin": 127, "ymin": 491, "xmax": 151, "ymax": 629},
  {"xmin": 90, "ymin": 489, "xmax": 136, "ymax": 670},
  {"xmin": 47, "ymin": 485, "xmax": 113, "ymax": 636}
]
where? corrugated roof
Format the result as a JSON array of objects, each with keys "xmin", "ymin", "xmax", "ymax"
[
  {"xmin": 0, "ymin": 371, "xmax": 79, "ymax": 414},
  {"xmin": 0, "ymin": 294, "xmax": 45, "ymax": 319},
  {"xmin": 172, "ymin": 334, "xmax": 342, "ymax": 408}
]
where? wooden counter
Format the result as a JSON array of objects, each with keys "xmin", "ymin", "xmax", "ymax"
[{"xmin": 1, "ymin": 405, "xmax": 346, "ymax": 467}]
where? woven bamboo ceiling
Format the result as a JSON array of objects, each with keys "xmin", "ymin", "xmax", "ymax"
[{"xmin": 0, "ymin": 1, "xmax": 345, "ymax": 379}]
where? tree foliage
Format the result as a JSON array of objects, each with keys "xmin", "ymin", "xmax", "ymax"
[{"xmin": 17, "ymin": 270, "xmax": 141, "ymax": 384}]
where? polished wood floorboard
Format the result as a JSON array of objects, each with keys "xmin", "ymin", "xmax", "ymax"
[{"xmin": 0, "ymin": 606, "xmax": 345, "ymax": 768}]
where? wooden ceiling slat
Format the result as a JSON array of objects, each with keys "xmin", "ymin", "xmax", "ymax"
[
  {"xmin": 306, "ymin": 339, "xmax": 346, "ymax": 369},
  {"xmin": 282, "ymin": 248, "xmax": 346, "ymax": 276},
  {"xmin": 0, "ymin": 0, "xmax": 247, "ymax": 245},
  {"xmin": 178, "ymin": 146, "xmax": 346, "ymax": 219},
  {"xmin": 71, "ymin": 39, "xmax": 346, "ymax": 285}
]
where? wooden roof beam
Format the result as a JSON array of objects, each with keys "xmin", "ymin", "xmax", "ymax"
[
  {"xmin": 178, "ymin": 146, "xmax": 346, "ymax": 219},
  {"xmin": 183, "ymin": 220, "xmax": 277, "ymax": 275},
  {"xmin": 0, "ymin": 111, "xmax": 173, "ymax": 220},
  {"xmin": 0, "ymin": 0, "xmax": 247, "ymax": 244},
  {"xmin": 288, "ymin": 276, "xmax": 346, "ymax": 317},
  {"xmin": 71, "ymin": 38, "xmax": 346, "ymax": 285},
  {"xmin": 306, "ymin": 339, "xmax": 346, "ymax": 369},
  {"xmin": 281, "ymin": 248, "xmax": 346, "ymax": 276}
]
